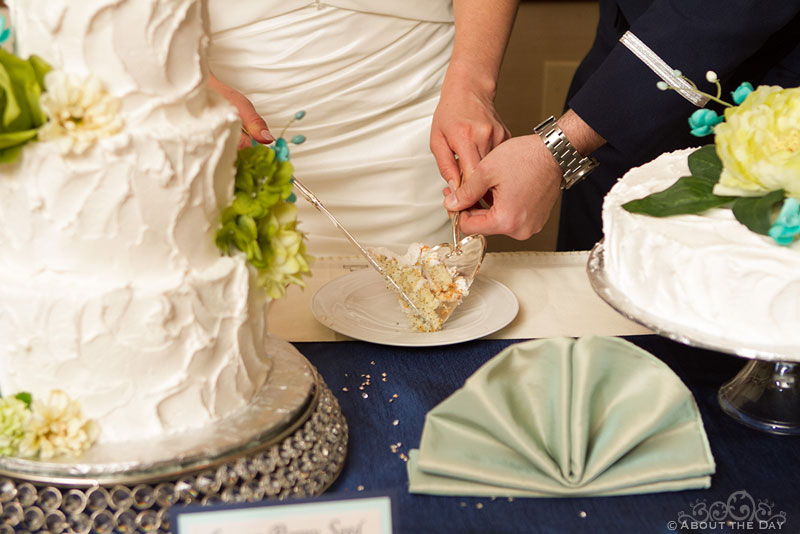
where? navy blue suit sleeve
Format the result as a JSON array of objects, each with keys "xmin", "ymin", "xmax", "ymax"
[{"xmin": 568, "ymin": 1, "xmax": 800, "ymax": 159}]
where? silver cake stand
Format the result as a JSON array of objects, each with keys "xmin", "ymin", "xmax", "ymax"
[
  {"xmin": 587, "ymin": 241, "xmax": 800, "ymax": 436},
  {"xmin": 0, "ymin": 337, "xmax": 347, "ymax": 533}
]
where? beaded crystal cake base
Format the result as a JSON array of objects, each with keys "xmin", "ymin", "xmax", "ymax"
[{"xmin": 0, "ymin": 339, "xmax": 348, "ymax": 533}]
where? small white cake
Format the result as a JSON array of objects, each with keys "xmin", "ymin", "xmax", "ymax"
[{"xmin": 602, "ymin": 148, "xmax": 800, "ymax": 352}]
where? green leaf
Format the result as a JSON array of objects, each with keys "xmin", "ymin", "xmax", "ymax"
[
  {"xmin": 731, "ymin": 190, "xmax": 785, "ymax": 235},
  {"xmin": 23, "ymin": 78, "xmax": 46, "ymax": 126},
  {"xmin": 29, "ymin": 55, "xmax": 52, "ymax": 88},
  {"xmin": 687, "ymin": 145, "xmax": 722, "ymax": 185},
  {"xmin": 0, "ymin": 61, "xmax": 23, "ymax": 129},
  {"xmin": 0, "ymin": 50, "xmax": 38, "ymax": 130},
  {"xmin": 623, "ymin": 175, "xmax": 736, "ymax": 216},
  {"xmin": 0, "ymin": 128, "xmax": 37, "ymax": 149},
  {"xmin": 0, "ymin": 144, "xmax": 23, "ymax": 163},
  {"xmin": 14, "ymin": 392, "xmax": 32, "ymax": 408}
]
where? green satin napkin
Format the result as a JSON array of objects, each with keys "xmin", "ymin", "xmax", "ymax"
[{"xmin": 407, "ymin": 336, "xmax": 715, "ymax": 497}]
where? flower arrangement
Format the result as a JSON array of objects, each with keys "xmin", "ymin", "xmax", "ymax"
[
  {"xmin": 215, "ymin": 112, "xmax": 312, "ymax": 299},
  {"xmin": 0, "ymin": 22, "xmax": 122, "ymax": 163},
  {"xmin": 624, "ymin": 71, "xmax": 800, "ymax": 246},
  {"xmin": 0, "ymin": 389, "xmax": 98, "ymax": 460}
]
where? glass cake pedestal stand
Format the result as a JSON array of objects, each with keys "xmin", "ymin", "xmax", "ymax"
[
  {"xmin": 0, "ymin": 337, "xmax": 347, "ymax": 534},
  {"xmin": 587, "ymin": 241, "xmax": 800, "ymax": 436}
]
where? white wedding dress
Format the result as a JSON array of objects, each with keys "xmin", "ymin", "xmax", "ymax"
[{"xmin": 208, "ymin": 0, "xmax": 454, "ymax": 256}]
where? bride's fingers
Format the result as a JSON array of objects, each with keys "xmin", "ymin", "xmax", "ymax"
[
  {"xmin": 431, "ymin": 134, "xmax": 461, "ymax": 190},
  {"xmin": 452, "ymin": 142, "xmax": 481, "ymax": 184}
]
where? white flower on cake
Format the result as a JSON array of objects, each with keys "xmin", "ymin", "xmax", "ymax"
[
  {"xmin": 713, "ymin": 86, "xmax": 800, "ymax": 199},
  {"xmin": 0, "ymin": 396, "xmax": 30, "ymax": 456},
  {"xmin": 38, "ymin": 70, "xmax": 123, "ymax": 154},
  {"xmin": 18, "ymin": 390, "xmax": 99, "ymax": 460}
]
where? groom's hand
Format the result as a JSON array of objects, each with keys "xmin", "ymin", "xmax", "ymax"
[{"xmin": 443, "ymin": 134, "xmax": 562, "ymax": 240}]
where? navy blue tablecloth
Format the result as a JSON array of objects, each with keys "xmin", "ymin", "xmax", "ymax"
[{"xmin": 294, "ymin": 337, "xmax": 800, "ymax": 534}]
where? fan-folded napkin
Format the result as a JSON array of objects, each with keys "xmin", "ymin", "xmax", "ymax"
[{"xmin": 407, "ymin": 336, "xmax": 715, "ymax": 497}]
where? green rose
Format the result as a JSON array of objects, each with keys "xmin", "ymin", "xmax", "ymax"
[
  {"xmin": 713, "ymin": 85, "xmax": 800, "ymax": 199},
  {"xmin": 0, "ymin": 49, "xmax": 51, "ymax": 163}
]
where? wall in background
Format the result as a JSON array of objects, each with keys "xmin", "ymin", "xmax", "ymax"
[{"xmin": 488, "ymin": 1, "xmax": 599, "ymax": 252}]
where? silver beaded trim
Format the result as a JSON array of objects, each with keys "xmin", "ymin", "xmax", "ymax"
[
  {"xmin": 0, "ymin": 383, "xmax": 347, "ymax": 534},
  {"xmin": 619, "ymin": 31, "xmax": 709, "ymax": 107}
]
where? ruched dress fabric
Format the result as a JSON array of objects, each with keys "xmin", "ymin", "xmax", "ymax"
[{"xmin": 207, "ymin": 1, "xmax": 454, "ymax": 256}]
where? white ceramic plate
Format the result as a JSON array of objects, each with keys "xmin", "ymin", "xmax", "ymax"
[{"xmin": 311, "ymin": 268, "xmax": 519, "ymax": 347}]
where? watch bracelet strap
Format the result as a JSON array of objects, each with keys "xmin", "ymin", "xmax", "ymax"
[{"xmin": 534, "ymin": 116, "xmax": 599, "ymax": 190}]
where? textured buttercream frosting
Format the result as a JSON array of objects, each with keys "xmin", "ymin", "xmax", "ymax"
[
  {"xmin": 602, "ymin": 148, "xmax": 800, "ymax": 350},
  {"xmin": 0, "ymin": 0, "xmax": 272, "ymax": 443}
]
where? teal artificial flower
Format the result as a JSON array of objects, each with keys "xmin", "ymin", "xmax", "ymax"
[
  {"xmin": 274, "ymin": 137, "xmax": 290, "ymax": 162},
  {"xmin": 0, "ymin": 15, "xmax": 10, "ymax": 45},
  {"xmin": 731, "ymin": 82, "xmax": 754, "ymax": 105},
  {"xmin": 768, "ymin": 197, "xmax": 800, "ymax": 246},
  {"xmin": 688, "ymin": 108, "xmax": 724, "ymax": 137}
]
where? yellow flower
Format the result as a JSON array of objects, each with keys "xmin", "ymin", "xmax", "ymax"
[
  {"xmin": 38, "ymin": 70, "xmax": 123, "ymax": 154},
  {"xmin": 713, "ymin": 86, "xmax": 800, "ymax": 199},
  {"xmin": 19, "ymin": 390, "xmax": 98, "ymax": 460}
]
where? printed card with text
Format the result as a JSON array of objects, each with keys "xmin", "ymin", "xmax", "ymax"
[{"xmin": 172, "ymin": 493, "xmax": 395, "ymax": 534}]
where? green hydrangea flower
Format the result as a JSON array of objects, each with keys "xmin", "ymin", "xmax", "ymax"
[
  {"xmin": 216, "ymin": 144, "xmax": 312, "ymax": 297},
  {"xmin": 0, "ymin": 396, "xmax": 31, "ymax": 456},
  {"xmin": 256, "ymin": 203, "xmax": 312, "ymax": 299},
  {"xmin": 713, "ymin": 86, "xmax": 800, "ymax": 199}
]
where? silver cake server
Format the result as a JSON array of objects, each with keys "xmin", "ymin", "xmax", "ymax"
[
  {"xmin": 429, "ymin": 211, "xmax": 487, "ymax": 318},
  {"xmin": 291, "ymin": 177, "xmax": 428, "ymax": 323}
]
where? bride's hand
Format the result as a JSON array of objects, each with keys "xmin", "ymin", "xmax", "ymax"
[
  {"xmin": 208, "ymin": 72, "xmax": 274, "ymax": 149},
  {"xmin": 430, "ymin": 70, "xmax": 510, "ymax": 191}
]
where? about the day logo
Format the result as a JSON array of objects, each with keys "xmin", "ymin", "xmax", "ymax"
[{"xmin": 667, "ymin": 490, "xmax": 787, "ymax": 531}]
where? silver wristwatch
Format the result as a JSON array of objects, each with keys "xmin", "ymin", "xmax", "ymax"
[{"xmin": 534, "ymin": 116, "xmax": 599, "ymax": 190}]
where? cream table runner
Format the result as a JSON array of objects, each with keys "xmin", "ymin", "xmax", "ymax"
[{"xmin": 268, "ymin": 251, "xmax": 651, "ymax": 342}]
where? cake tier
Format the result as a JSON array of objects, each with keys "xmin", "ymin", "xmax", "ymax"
[
  {"xmin": 602, "ymin": 149, "xmax": 800, "ymax": 350},
  {"xmin": 0, "ymin": 257, "xmax": 271, "ymax": 444},
  {"xmin": 0, "ymin": 97, "xmax": 239, "ymax": 280},
  {"xmin": 8, "ymin": 0, "xmax": 212, "ymax": 126}
]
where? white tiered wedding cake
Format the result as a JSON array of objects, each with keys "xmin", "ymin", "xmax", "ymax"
[{"xmin": 0, "ymin": 0, "xmax": 273, "ymax": 446}]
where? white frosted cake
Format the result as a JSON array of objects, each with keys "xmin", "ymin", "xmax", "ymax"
[
  {"xmin": 602, "ymin": 148, "xmax": 800, "ymax": 351},
  {"xmin": 0, "ymin": 0, "xmax": 272, "ymax": 447}
]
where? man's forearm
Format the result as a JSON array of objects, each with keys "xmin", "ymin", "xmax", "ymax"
[{"xmin": 557, "ymin": 108, "xmax": 606, "ymax": 157}]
